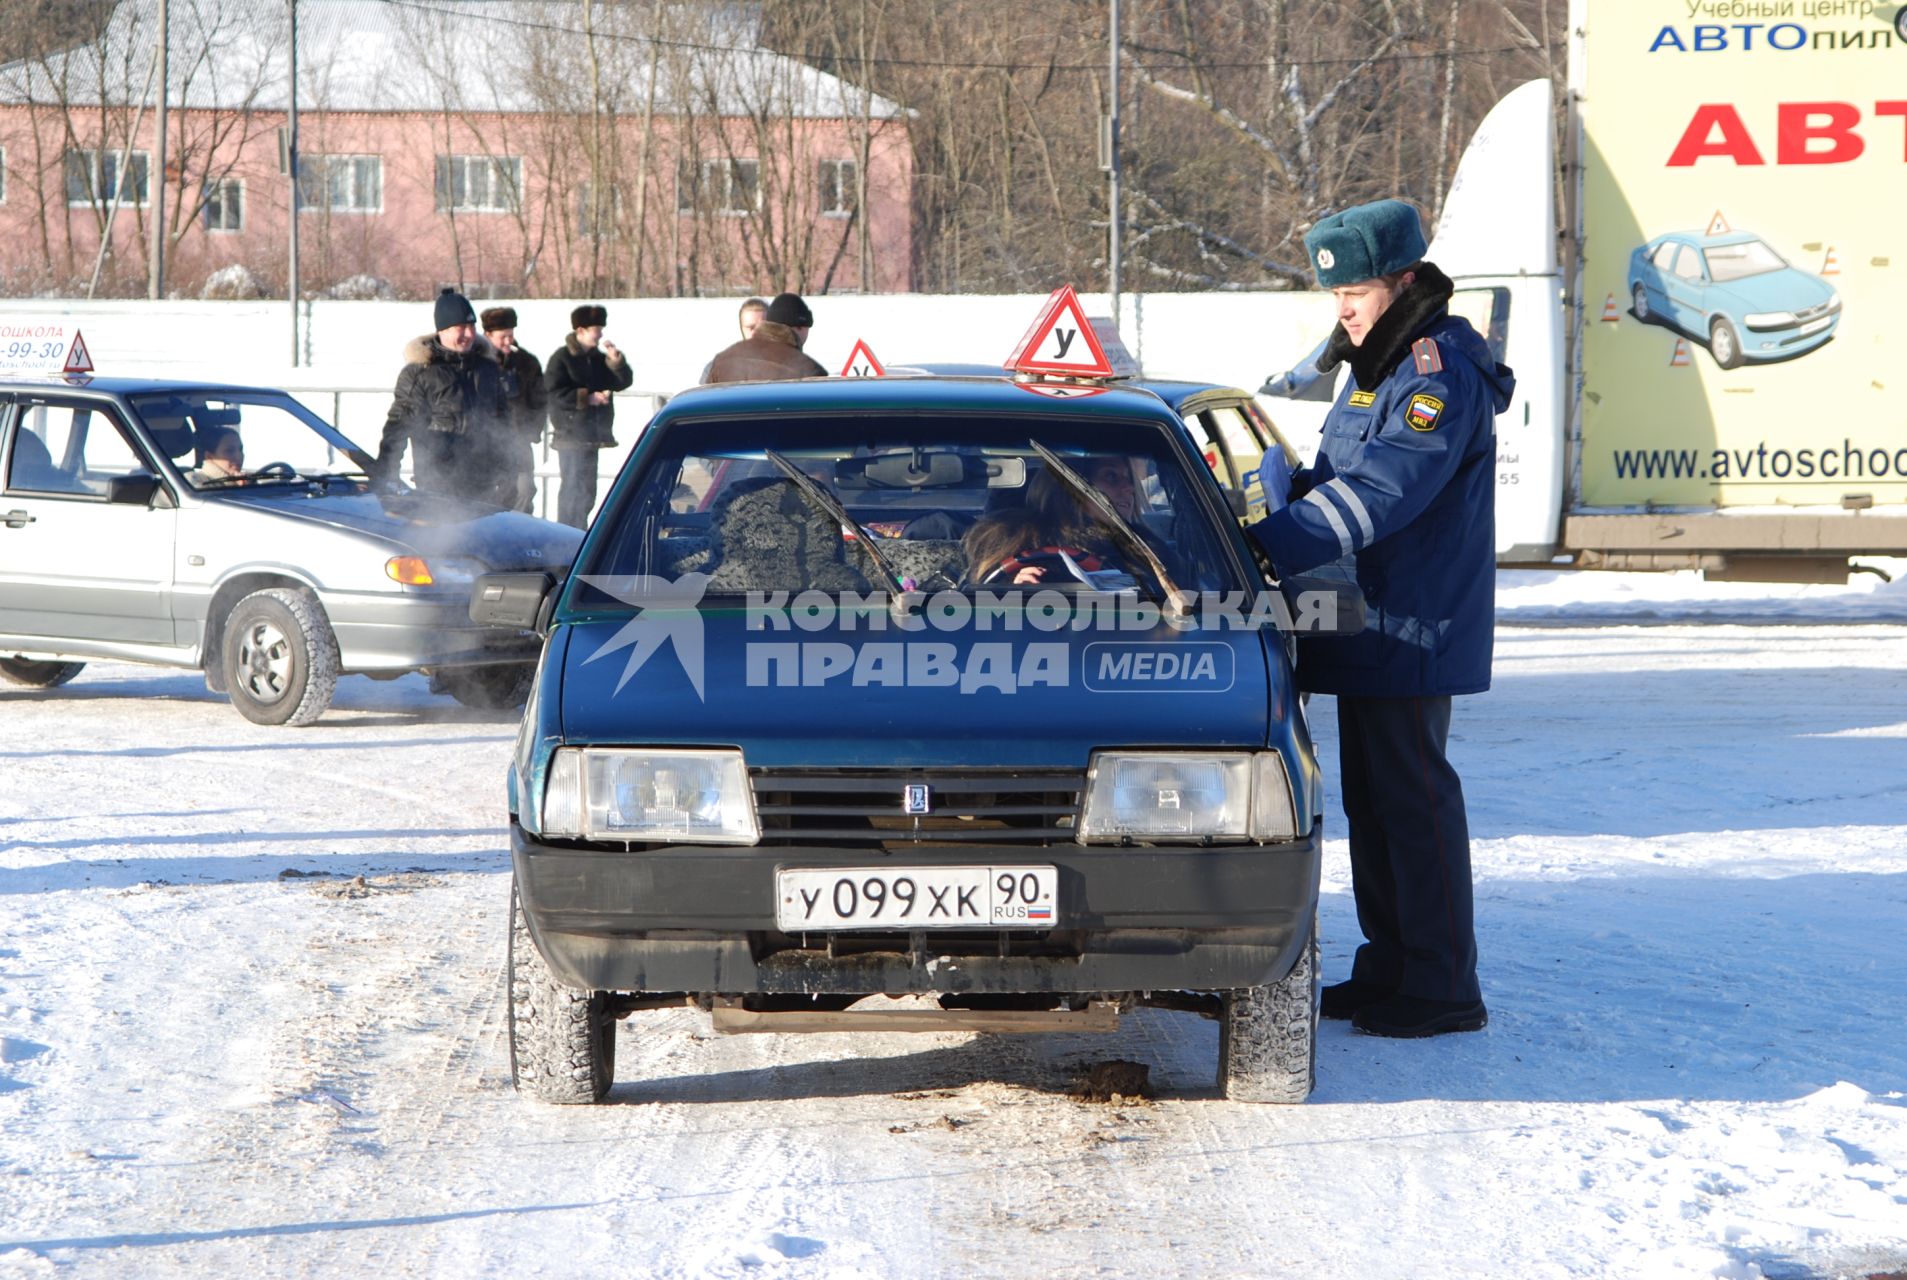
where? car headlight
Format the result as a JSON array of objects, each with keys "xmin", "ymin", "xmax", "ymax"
[
  {"xmin": 385, "ymin": 554, "xmax": 486, "ymax": 586},
  {"xmin": 1743, "ymin": 311, "xmax": 1797, "ymax": 330},
  {"xmin": 1079, "ymin": 751, "xmax": 1297, "ymax": 843},
  {"xmin": 539, "ymin": 747, "xmax": 758, "ymax": 844}
]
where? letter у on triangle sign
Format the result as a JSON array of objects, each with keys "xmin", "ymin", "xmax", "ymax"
[
  {"xmin": 839, "ymin": 338, "xmax": 885, "ymax": 378},
  {"xmin": 1004, "ymin": 285, "xmax": 1115, "ymax": 377}
]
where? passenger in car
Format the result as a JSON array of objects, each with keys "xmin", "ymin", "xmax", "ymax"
[
  {"xmin": 186, "ymin": 426, "xmax": 247, "ymax": 486},
  {"xmin": 963, "ymin": 456, "xmax": 1150, "ymax": 585}
]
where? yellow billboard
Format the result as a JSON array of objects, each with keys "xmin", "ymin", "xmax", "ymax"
[{"xmin": 1578, "ymin": 0, "xmax": 1906, "ymax": 507}]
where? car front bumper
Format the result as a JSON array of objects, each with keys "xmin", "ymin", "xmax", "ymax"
[
  {"xmin": 322, "ymin": 590, "xmax": 543, "ymax": 670},
  {"xmin": 511, "ymin": 820, "xmax": 1323, "ymax": 995}
]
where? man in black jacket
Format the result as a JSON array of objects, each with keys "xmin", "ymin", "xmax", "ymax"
[
  {"xmin": 375, "ymin": 288, "xmax": 513, "ymax": 505},
  {"xmin": 480, "ymin": 306, "xmax": 548, "ymax": 514},
  {"xmin": 544, "ymin": 303, "xmax": 634, "ymax": 529}
]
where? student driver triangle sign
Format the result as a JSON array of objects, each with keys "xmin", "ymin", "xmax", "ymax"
[
  {"xmin": 1004, "ymin": 285, "xmax": 1114, "ymax": 377},
  {"xmin": 838, "ymin": 338, "xmax": 884, "ymax": 378},
  {"xmin": 64, "ymin": 330, "xmax": 93, "ymax": 374}
]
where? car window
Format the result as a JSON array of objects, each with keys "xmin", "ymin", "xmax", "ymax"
[
  {"xmin": 129, "ymin": 392, "xmax": 369, "ymax": 491},
  {"xmin": 1651, "ymin": 241, "xmax": 1679, "ymax": 271},
  {"xmin": 576, "ymin": 413, "xmax": 1242, "ymax": 601},
  {"xmin": 4, "ymin": 403, "xmax": 149, "ymax": 497},
  {"xmin": 1449, "ymin": 286, "xmax": 1511, "ymax": 364},
  {"xmin": 1672, "ymin": 246, "xmax": 1703, "ymax": 282},
  {"xmin": 1180, "ymin": 412, "xmax": 1233, "ymax": 488},
  {"xmin": 1705, "ymin": 238, "xmax": 1786, "ymax": 284}
]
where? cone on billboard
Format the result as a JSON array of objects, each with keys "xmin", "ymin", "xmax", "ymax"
[
  {"xmin": 1601, "ymin": 293, "xmax": 1621, "ymax": 323},
  {"xmin": 1669, "ymin": 339, "xmax": 1691, "ymax": 368}
]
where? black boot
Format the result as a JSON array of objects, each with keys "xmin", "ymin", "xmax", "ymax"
[
  {"xmin": 1351, "ymin": 994, "xmax": 1488, "ymax": 1038},
  {"xmin": 1319, "ymin": 979, "xmax": 1394, "ymax": 1021}
]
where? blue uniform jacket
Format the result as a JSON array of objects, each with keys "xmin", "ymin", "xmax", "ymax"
[{"xmin": 1251, "ymin": 309, "xmax": 1514, "ymax": 698}]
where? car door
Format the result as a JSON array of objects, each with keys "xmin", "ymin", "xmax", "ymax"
[
  {"xmin": 1667, "ymin": 244, "xmax": 1706, "ymax": 332},
  {"xmin": 0, "ymin": 396, "xmax": 178, "ymax": 649}
]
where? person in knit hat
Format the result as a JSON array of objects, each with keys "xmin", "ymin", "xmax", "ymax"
[
  {"xmin": 373, "ymin": 287, "xmax": 513, "ymax": 505},
  {"xmin": 543, "ymin": 302, "xmax": 634, "ymax": 528},
  {"xmin": 702, "ymin": 291, "xmax": 827, "ymax": 384},
  {"xmin": 480, "ymin": 305, "xmax": 548, "ymax": 513}
]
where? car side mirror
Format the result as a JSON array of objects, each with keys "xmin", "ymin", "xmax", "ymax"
[
  {"xmin": 1221, "ymin": 486, "xmax": 1249, "ymax": 519},
  {"xmin": 471, "ymin": 571, "xmax": 557, "ymax": 634},
  {"xmin": 107, "ymin": 474, "xmax": 168, "ymax": 508}
]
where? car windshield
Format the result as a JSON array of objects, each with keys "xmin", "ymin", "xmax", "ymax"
[
  {"xmin": 574, "ymin": 413, "xmax": 1243, "ymax": 606},
  {"xmin": 129, "ymin": 391, "xmax": 369, "ymax": 492},
  {"xmin": 1704, "ymin": 238, "xmax": 1786, "ymax": 284}
]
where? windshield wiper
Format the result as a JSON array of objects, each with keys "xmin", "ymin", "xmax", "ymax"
[
  {"xmin": 1028, "ymin": 440, "xmax": 1190, "ymax": 622},
  {"xmin": 763, "ymin": 450, "xmax": 918, "ymax": 619}
]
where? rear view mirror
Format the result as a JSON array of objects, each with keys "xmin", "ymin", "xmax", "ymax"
[
  {"xmin": 472, "ymin": 572, "xmax": 557, "ymax": 633},
  {"xmin": 107, "ymin": 474, "xmax": 167, "ymax": 508},
  {"xmin": 1221, "ymin": 487, "xmax": 1249, "ymax": 519}
]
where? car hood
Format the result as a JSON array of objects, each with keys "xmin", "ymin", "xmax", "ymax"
[
  {"xmin": 1706, "ymin": 269, "xmax": 1835, "ymax": 313},
  {"xmin": 214, "ymin": 490, "xmax": 582, "ymax": 570},
  {"xmin": 554, "ymin": 609, "xmax": 1283, "ymax": 769}
]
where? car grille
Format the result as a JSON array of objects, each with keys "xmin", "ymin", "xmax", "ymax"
[
  {"xmin": 749, "ymin": 767, "xmax": 1084, "ymax": 847},
  {"xmin": 1794, "ymin": 299, "xmax": 1836, "ymax": 323}
]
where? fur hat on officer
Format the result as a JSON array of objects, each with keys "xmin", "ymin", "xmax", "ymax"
[
  {"xmin": 433, "ymin": 286, "xmax": 477, "ymax": 331},
  {"xmin": 479, "ymin": 306, "xmax": 517, "ymax": 333},
  {"xmin": 570, "ymin": 303, "xmax": 608, "ymax": 330},
  {"xmin": 1303, "ymin": 199, "xmax": 1428, "ymax": 288}
]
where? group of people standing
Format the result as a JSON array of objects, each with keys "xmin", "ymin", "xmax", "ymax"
[
  {"xmin": 375, "ymin": 288, "xmax": 827, "ymax": 528},
  {"xmin": 373, "ymin": 288, "xmax": 634, "ymax": 528}
]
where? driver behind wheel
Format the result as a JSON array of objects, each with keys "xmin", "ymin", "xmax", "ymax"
[
  {"xmin": 186, "ymin": 426, "xmax": 249, "ymax": 487},
  {"xmin": 963, "ymin": 456, "xmax": 1150, "ymax": 586}
]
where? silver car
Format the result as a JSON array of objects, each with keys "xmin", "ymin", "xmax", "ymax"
[{"xmin": 0, "ymin": 376, "xmax": 581, "ymax": 725}]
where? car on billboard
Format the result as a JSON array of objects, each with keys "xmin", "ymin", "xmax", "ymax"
[
  {"xmin": 1626, "ymin": 230, "xmax": 1841, "ymax": 369},
  {"xmin": 480, "ymin": 364, "xmax": 1369, "ymax": 1106},
  {"xmin": 0, "ymin": 375, "xmax": 581, "ymax": 724}
]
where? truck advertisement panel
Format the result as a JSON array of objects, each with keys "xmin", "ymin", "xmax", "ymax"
[{"xmin": 1577, "ymin": 1, "xmax": 1906, "ymax": 508}]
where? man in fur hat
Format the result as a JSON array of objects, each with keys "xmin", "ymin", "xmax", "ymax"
[
  {"xmin": 374, "ymin": 287, "xmax": 514, "ymax": 505},
  {"xmin": 480, "ymin": 305, "xmax": 547, "ymax": 513},
  {"xmin": 544, "ymin": 303, "xmax": 634, "ymax": 529},
  {"xmin": 1249, "ymin": 198, "xmax": 1516, "ymax": 1040},
  {"xmin": 703, "ymin": 291, "xmax": 827, "ymax": 384}
]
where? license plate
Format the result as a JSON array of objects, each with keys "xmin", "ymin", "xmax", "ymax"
[
  {"xmin": 1799, "ymin": 316, "xmax": 1833, "ymax": 336},
  {"xmin": 776, "ymin": 866, "xmax": 1058, "ymax": 931}
]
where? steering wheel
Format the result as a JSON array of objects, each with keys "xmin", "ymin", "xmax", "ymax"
[{"xmin": 253, "ymin": 461, "xmax": 298, "ymax": 479}]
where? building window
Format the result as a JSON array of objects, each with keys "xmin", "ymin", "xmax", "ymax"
[
  {"xmin": 202, "ymin": 178, "xmax": 242, "ymax": 232},
  {"xmin": 818, "ymin": 159, "xmax": 856, "ymax": 217},
  {"xmin": 677, "ymin": 157, "xmax": 759, "ymax": 215},
  {"xmin": 435, "ymin": 155, "xmax": 521, "ymax": 213},
  {"xmin": 576, "ymin": 182, "xmax": 622, "ymax": 238},
  {"xmin": 297, "ymin": 155, "xmax": 381, "ymax": 213},
  {"xmin": 65, "ymin": 148, "xmax": 149, "ymax": 207}
]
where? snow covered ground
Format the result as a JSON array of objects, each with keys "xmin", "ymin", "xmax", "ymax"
[{"xmin": 2, "ymin": 569, "xmax": 1905, "ymax": 1279}]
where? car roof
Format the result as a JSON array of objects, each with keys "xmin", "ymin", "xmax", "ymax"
[
  {"xmin": 0, "ymin": 374, "xmax": 287, "ymax": 397},
  {"xmin": 1659, "ymin": 230, "xmax": 1762, "ymax": 249},
  {"xmin": 747, "ymin": 365, "xmax": 1250, "ymax": 415},
  {"xmin": 658, "ymin": 373, "xmax": 1181, "ymax": 421}
]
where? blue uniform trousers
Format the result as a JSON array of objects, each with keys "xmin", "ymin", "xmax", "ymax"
[{"xmin": 1337, "ymin": 695, "xmax": 1480, "ymax": 1003}]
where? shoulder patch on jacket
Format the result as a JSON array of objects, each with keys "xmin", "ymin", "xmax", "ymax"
[
  {"xmin": 1405, "ymin": 393, "xmax": 1444, "ymax": 431},
  {"xmin": 1411, "ymin": 337, "xmax": 1443, "ymax": 375}
]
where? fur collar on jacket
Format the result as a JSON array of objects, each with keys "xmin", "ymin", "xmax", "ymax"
[
  {"xmin": 402, "ymin": 332, "xmax": 498, "ymax": 366},
  {"xmin": 751, "ymin": 320, "xmax": 802, "ymax": 349},
  {"xmin": 1316, "ymin": 261, "xmax": 1456, "ymax": 391}
]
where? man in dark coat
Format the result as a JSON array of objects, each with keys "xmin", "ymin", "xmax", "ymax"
[
  {"xmin": 703, "ymin": 291, "xmax": 827, "ymax": 384},
  {"xmin": 544, "ymin": 303, "xmax": 635, "ymax": 529},
  {"xmin": 375, "ymin": 287, "xmax": 514, "ymax": 505},
  {"xmin": 480, "ymin": 305, "xmax": 548, "ymax": 514},
  {"xmin": 1249, "ymin": 199, "xmax": 1516, "ymax": 1040}
]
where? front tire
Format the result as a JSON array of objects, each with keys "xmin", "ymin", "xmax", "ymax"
[
  {"xmin": 0, "ymin": 657, "xmax": 85, "ymax": 688},
  {"xmin": 508, "ymin": 882, "xmax": 615, "ymax": 1104},
  {"xmin": 1218, "ymin": 920, "xmax": 1319, "ymax": 1103},
  {"xmin": 1709, "ymin": 316, "xmax": 1743, "ymax": 369},
  {"xmin": 1631, "ymin": 283, "xmax": 1653, "ymax": 324},
  {"xmin": 221, "ymin": 587, "xmax": 339, "ymax": 727}
]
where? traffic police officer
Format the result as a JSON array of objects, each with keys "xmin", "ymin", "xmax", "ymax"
[{"xmin": 1250, "ymin": 198, "xmax": 1514, "ymax": 1038}]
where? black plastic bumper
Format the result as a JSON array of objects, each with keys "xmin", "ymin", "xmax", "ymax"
[{"xmin": 511, "ymin": 821, "xmax": 1322, "ymax": 996}]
